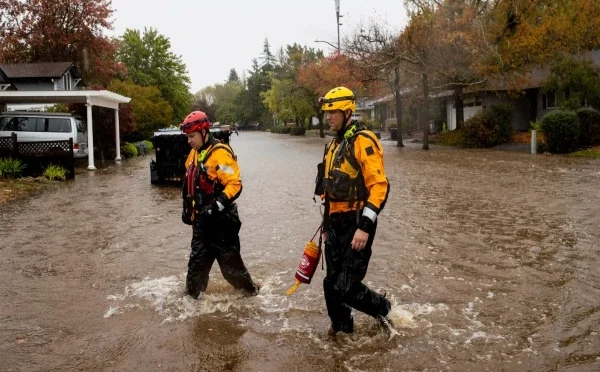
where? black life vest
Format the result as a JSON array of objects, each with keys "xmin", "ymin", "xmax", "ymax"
[{"xmin": 321, "ymin": 125, "xmax": 377, "ymax": 206}]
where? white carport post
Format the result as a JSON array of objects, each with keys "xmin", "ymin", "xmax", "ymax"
[
  {"xmin": 86, "ymin": 98, "xmax": 96, "ymax": 170},
  {"xmin": 0, "ymin": 90, "xmax": 130, "ymax": 169},
  {"xmin": 115, "ymin": 108, "xmax": 122, "ymax": 161}
]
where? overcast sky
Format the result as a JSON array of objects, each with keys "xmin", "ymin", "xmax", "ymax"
[{"xmin": 108, "ymin": 0, "xmax": 409, "ymax": 93}]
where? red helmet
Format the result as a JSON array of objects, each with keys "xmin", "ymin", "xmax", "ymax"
[{"xmin": 180, "ymin": 111, "xmax": 210, "ymax": 134}]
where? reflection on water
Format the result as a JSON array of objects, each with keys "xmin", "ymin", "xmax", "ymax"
[{"xmin": 1, "ymin": 133, "xmax": 599, "ymax": 371}]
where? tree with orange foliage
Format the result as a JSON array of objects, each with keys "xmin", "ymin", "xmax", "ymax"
[
  {"xmin": 297, "ymin": 53, "xmax": 366, "ymax": 137},
  {"xmin": 486, "ymin": 0, "xmax": 600, "ymax": 75}
]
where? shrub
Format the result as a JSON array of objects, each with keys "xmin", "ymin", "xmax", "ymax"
[
  {"xmin": 134, "ymin": 141, "xmax": 150, "ymax": 156},
  {"xmin": 289, "ymin": 127, "xmax": 306, "ymax": 136},
  {"xmin": 431, "ymin": 130, "xmax": 463, "ymax": 146},
  {"xmin": 43, "ymin": 164, "xmax": 67, "ymax": 181},
  {"xmin": 537, "ymin": 141, "xmax": 548, "ymax": 154},
  {"xmin": 361, "ymin": 118, "xmax": 378, "ymax": 131},
  {"xmin": 0, "ymin": 157, "xmax": 27, "ymax": 178},
  {"xmin": 576, "ymin": 107, "xmax": 600, "ymax": 146},
  {"xmin": 541, "ymin": 110, "xmax": 580, "ymax": 153},
  {"xmin": 121, "ymin": 143, "xmax": 138, "ymax": 158},
  {"xmin": 143, "ymin": 140, "xmax": 154, "ymax": 152},
  {"xmin": 461, "ymin": 114, "xmax": 493, "ymax": 148},
  {"xmin": 271, "ymin": 125, "xmax": 292, "ymax": 134},
  {"xmin": 461, "ymin": 104, "xmax": 514, "ymax": 148},
  {"xmin": 488, "ymin": 104, "xmax": 514, "ymax": 143}
]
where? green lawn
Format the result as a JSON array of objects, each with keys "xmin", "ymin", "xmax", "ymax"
[{"xmin": 570, "ymin": 147, "xmax": 600, "ymax": 158}]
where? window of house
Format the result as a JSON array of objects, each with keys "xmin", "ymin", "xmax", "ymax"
[
  {"xmin": 544, "ymin": 90, "xmax": 558, "ymax": 109},
  {"xmin": 452, "ymin": 97, "xmax": 481, "ymax": 108}
]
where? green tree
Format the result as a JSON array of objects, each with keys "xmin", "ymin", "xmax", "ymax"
[
  {"xmin": 545, "ymin": 55, "xmax": 600, "ymax": 110},
  {"xmin": 191, "ymin": 88, "xmax": 217, "ymax": 122},
  {"xmin": 259, "ymin": 44, "xmax": 325, "ymax": 129},
  {"xmin": 211, "ymin": 80, "xmax": 243, "ymax": 125},
  {"xmin": 46, "ymin": 104, "xmax": 70, "ymax": 113},
  {"xmin": 262, "ymin": 77, "xmax": 315, "ymax": 126},
  {"xmin": 261, "ymin": 38, "xmax": 276, "ymax": 71},
  {"xmin": 235, "ymin": 58, "xmax": 272, "ymax": 126},
  {"xmin": 117, "ymin": 27, "xmax": 192, "ymax": 122},
  {"xmin": 228, "ymin": 68, "xmax": 240, "ymax": 82},
  {"xmin": 108, "ymin": 79, "xmax": 173, "ymax": 139}
]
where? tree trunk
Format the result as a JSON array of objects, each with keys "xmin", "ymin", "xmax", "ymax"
[
  {"xmin": 422, "ymin": 72, "xmax": 430, "ymax": 151},
  {"xmin": 318, "ymin": 112, "xmax": 325, "ymax": 138},
  {"xmin": 455, "ymin": 85, "xmax": 464, "ymax": 130},
  {"xmin": 394, "ymin": 66, "xmax": 404, "ymax": 147}
]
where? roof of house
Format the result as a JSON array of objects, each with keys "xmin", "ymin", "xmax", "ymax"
[
  {"xmin": 0, "ymin": 62, "xmax": 79, "ymax": 79},
  {"xmin": 486, "ymin": 49, "xmax": 600, "ymax": 91}
]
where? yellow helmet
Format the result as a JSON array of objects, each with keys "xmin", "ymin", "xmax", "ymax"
[{"xmin": 320, "ymin": 86, "xmax": 356, "ymax": 112}]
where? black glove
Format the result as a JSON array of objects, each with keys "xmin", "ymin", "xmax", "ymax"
[
  {"xmin": 182, "ymin": 211, "xmax": 193, "ymax": 225},
  {"xmin": 182, "ymin": 197, "xmax": 194, "ymax": 225},
  {"xmin": 200, "ymin": 202, "xmax": 218, "ymax": 219},
  {"xmin": 200, "ymin": 201, "xmax": 221, "ymax": 220}
]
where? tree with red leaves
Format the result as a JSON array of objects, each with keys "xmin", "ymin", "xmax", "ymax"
[{"xmin": 0, "ymin": 0, "xmax": 123, "ymax": 87}]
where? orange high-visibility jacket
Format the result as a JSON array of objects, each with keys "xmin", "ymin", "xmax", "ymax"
[
  {"xmin": 185, "ymin": 143, "xmax": 242, "ymax": 204},
  {"xmin": 322, "ymin": 126, "xmax": 389, "ymax": 218}
]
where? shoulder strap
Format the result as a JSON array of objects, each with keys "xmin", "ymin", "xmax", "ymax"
[
  {"xmin": 343, "ymin": 130, "xmax": 381, "ymax": 171},
  {"xmin": 201, "ymin": 143, "xmax": 235, "ymax": 164},
  {"xmin": 353, "ymin": 130, "xmax": 381, "ymax": 152},
  {"xmin": 323, "ymin": 139, "xmax": 335, "ymax": 158}
]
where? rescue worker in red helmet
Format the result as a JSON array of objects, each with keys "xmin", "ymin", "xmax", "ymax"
[
  {"xmin": 315, "ymin": 87, "xmax": 392, "ymax": 334},
  {"xmin": 180, "ymin": 111, "xmax": 259, "ymax": 298}
]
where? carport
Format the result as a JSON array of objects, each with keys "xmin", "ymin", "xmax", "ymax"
[{"xmin": 0, "ymin": 90, "xmax": 131, "ymax": 170}]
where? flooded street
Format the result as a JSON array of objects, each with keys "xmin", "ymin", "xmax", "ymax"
[{"xmin": 1, "ymin": 132, "xmax": 600, "ymax": 372}]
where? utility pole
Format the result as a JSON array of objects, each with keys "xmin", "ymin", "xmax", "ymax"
[{"xmin": 334, "ymin": 0, "xmax": 342, "ymax": 53}]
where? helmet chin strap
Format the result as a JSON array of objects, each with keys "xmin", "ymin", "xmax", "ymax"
[
  {"xmin": 340, "ymin": 110, "xmax": 352, "ymax": 134},
  {"xmin": 200, "ymin": 128, "xmax": 211, "ymax": 149}
]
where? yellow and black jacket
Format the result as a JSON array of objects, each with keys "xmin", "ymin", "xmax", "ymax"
[
  {"xmin": 182, "ymin": 138, "xmax": 242, "ymax": 224},
  {"xmin": 317, "ymin": 122, "xmax": 389, "ymax": 231}
]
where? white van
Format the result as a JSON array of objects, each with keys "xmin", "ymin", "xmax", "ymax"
[
  {"xmin": 0, "ymin": 112, "xmax": 88, "ymax": 158},
  {"xmin": 351, "ymin": 113, "xmax": 363, "ymax": 123}
]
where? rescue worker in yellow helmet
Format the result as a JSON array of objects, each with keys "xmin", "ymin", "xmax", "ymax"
[
  {"xmin": 180, "ymin": 111, "xmax": 259, "ymax": 298},
  {"xmin": 315, "ymin": 87, "xmax": 392, "ymax": 334}
]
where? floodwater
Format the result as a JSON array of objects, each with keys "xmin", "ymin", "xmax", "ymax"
[{"xmin": 1, "ymin": 132, "xmax": 599, "ymax": 372}]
